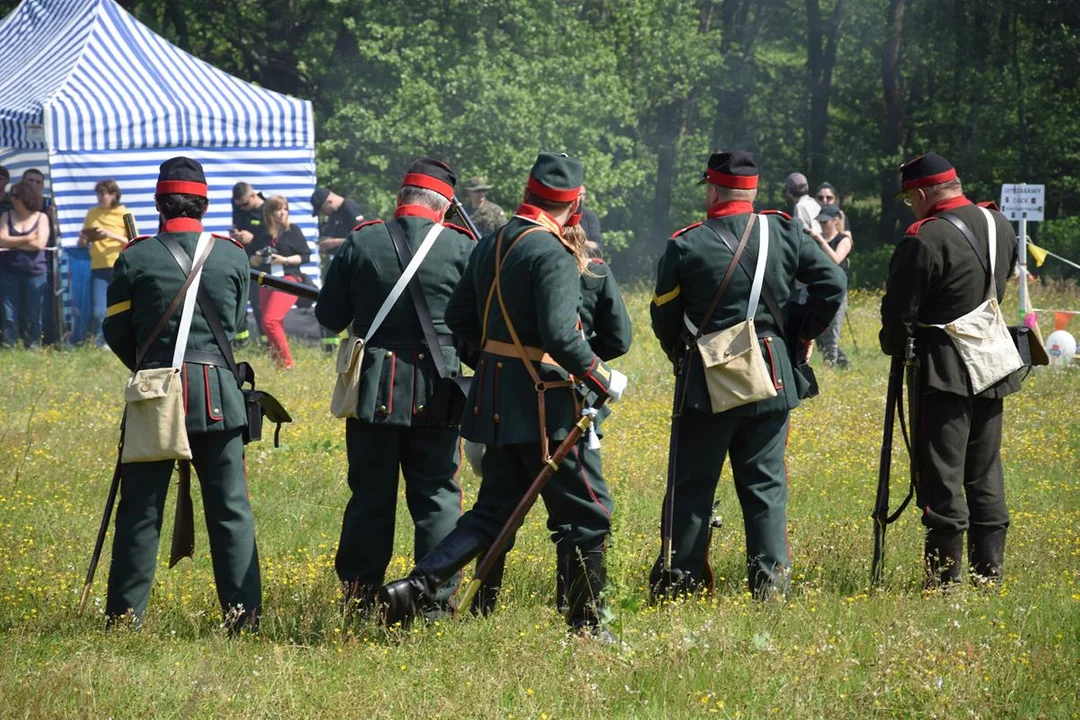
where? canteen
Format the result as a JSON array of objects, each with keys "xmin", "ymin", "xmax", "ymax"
[{"xmin": 1045, "ymin": 330, "xmax": 1076, "ymax": 367}]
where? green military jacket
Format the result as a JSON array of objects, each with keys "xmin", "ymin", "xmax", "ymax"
[
  {"xmin": 103, "ymin": 218, "xmax": 249, "ymax": 434},
  {"xmin": 447, "ymin": 209, "xmax": 620, "ymax": 446},
  {"xmin": 651, "ymin": 203, "xmax": 847, "ymax": 417},
  {"xmin": 464, "ymin": 200, "xmax": 508, "ymax": 238},
  {"xmin": 315, "ymin": 208, "xmax": 475, "ymax": 426},
  {"xmin": 880, "ymin": 197, "xmax": 1021, "ymax": 399}
]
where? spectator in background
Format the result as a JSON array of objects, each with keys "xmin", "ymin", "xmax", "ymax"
[
  {"xmin": 0, "ymin": 165, "xmax": 10, "ymax": 214},
  {"xmin": 249, "ymin": 195, "xmax": 310, "ymax": 369},
  {"xmin": 77, "ymin": 179, "xmax": 129, "ymax": 346},
  {"xmin": 231, "ymin": 182, "xmax": 267, "ymax": 343},
  {"xmin": 21, "ymin": 169, "xmax": 60, "ymax": 345},
  {"xmin": 785, "ymin": 172, "xmax": 821, "ymax": 306},
  {"xmin": 0, "ymin": 181, "xmax": 49, "ymax": 347},
  {"xmin": 461, "ymin": 176, "xmax": 507, "ymax": 237},
  {"xmin": 312, "ymin": 187, "xmax": 363, "ymax": 255},
  {"xmin": 579, "ymin": 185, "xmax": 604, "ymax": 258},
  {"xmin": 812, "ymin": 204, "xmax": 852, "ymax": 369},
  {"xmin": 816, "ymin": 181, "xmax": 854, "ymax": 242}
]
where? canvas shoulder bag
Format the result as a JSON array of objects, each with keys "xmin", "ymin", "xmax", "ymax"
[
  {"xmin": 930, "ymin": 209, "xmax": 1024, "ymax": 394},
  {"xmin": 330, "ymin": 221, "xmax": 445, "ymax": 418},
  {"xmin": 684, "ymin": 215, "xmax": 778, "ymax": 414},
  {"xmin": 122, "ymin": 233, "xmax": 214, "ymax": 463}
]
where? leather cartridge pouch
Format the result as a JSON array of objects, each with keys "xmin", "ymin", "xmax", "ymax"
[
  {"xmin": 331, "ymin": 335, "xmax": 366, "ymax": 419},
  {"xmin": 121, "ymin": 234, "xmax": 214, "ymax": 463},
  {"xmin": 690, "ymin": 214, "xmax": 777, "ymax": 414}
]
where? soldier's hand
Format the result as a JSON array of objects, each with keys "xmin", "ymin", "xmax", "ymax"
[
  {"xmin": 797, "ymin": 340, "xmax": 814, "ymax": 364},
  {"xmin": 606, "ymin": 369, "xmax": 628, "ymax": 403}
]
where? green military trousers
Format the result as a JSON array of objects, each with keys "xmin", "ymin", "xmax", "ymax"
[
  {"xmin": 106, "ymin": 428, "xmax": 262, "ymax": 620},
  {"xmin": 335, "ymin": 419, "xmax": 463, "ymax": 604},
  {"xmin": 457, "ymin": 440, "xmax": 612, "ymax": 553},
  {"xmin": 652, "ymin": 408, "xmax": 791, "ymax": 597},
  {"xmin": 917, "ymin": 391, "xmax": 1010, "ymax": 537}
]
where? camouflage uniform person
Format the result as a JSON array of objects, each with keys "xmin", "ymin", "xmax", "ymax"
[
  {"xmin": 462, "ymin": 177, "xmax": 507, "ymax": 237},
  {"xmin": 103, "ymin": 157, "xmax": 261, "ymax": 628}
]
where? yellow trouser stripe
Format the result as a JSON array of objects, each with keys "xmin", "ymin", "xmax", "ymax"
[
  {"xmin": 652, "ymin": 285, "xmax": 681, "ymax": 306},
  {"xmin": 105, "ymin": 300, "xmax": 131, "ymax": 317}
]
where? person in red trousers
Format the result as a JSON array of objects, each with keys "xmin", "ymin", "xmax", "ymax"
[{"xmin": 249, "ymin": 195, "xmax": 310, "ymax": 368}]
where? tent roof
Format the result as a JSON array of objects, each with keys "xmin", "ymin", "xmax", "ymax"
[{"xmin": 0, "ymin": 0, "xmax": 313, "ymax": 151}]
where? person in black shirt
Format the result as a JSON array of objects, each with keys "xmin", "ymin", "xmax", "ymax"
[
  {"xmin": 249, "ymin": 195, "xmax": 311, "ymax": 368},
  {"xmin": 311, "ymin": 187, "xmax": 364, "ymax": 255},
  {"xmin": 812, "ymin": 204, "xmax": 852, "ymax": 368},
  {"xmin": 232, "ymin": 182, "xmax": 267, "ymax": 342}
]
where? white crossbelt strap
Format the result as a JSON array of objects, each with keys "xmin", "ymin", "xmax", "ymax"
[
  {"xmin": 683, "ymin": 214, "xmax": 770, "ymax": 335},
  {"xmin": 171, "ymin": 232, "xmax": 213, "ymax": 369},
  {"xmin": 746, "ymin": 214, "xmax": 769, "ymax": 321},
  {"xmin": 364, "ymin": 222, "xmax": 444, "ymax": 343},
  {"xmin": 978, "ymin": 206, "xmax": 998, "ymax": 298}
]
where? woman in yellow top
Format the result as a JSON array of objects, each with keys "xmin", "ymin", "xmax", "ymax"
[{"xmin": 78, "ymin": 179, "xmax": 128, "ymax": 345}]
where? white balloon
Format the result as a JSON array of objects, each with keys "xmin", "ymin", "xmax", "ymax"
[{"xmin": 1046, "ymin": 330, "xmax": 1077, "ymax": 367}]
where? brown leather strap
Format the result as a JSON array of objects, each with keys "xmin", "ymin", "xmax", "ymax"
[
  {"xmin": 480, "ymin": 226, "xmax": 545, "ymax": 348},
  {"xmin": 483, "ymin": 339, "xmax": 560, "ymax": 366},
  {"xmin": 694, "ymin": 214, "xmax": 756, "ymax": 339},
  {"xmin": 492, "ymin": 225, "xmax": 569, "ymax": 462},
  {"xmin": 135, "ymin": 237, "xmax": 216, "ymax": 369}
]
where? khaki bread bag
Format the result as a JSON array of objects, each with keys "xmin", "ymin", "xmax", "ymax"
[
  {"xmin": 330, "ymin": 222, "xmax": 446, "ymax": 418},
  {"xmin": 926, "ymin": 207, "xmax": 1023, "ymax": 394},
  {"xmin": 685, "ymin": 214, "xmax": 778, "ymax": 414},
  {"xmin": 122, "ymin": 233, "xmax": 214, "ymax": 463}
]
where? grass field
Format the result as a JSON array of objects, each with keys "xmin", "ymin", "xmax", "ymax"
[{"xmin": 1, "ymin": 284, "xmax": 1079, "ymax": 718}]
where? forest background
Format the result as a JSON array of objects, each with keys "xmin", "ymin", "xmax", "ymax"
[{"xmin": 3, "ymin": 0, "xmax": 1079, "ymax": 284}]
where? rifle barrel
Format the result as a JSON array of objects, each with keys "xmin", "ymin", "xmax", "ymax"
[
  {"xmin": 249, "ymin": 270, "xmax": 320, "ymax": 301},
  {"xmin": 449, "ymin": 196, "xmax": 482, "ymax": 239},
  {"xmin": 871, "ymin": 355, "xmax": 904, "ymax": 585}
]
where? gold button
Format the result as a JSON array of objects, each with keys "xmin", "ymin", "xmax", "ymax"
[
  {"xmin": 417, "ymin": 404, "xmax": 425, "ymax": 411},
  {"xmin": 378, "ymin": 404, "xmax": 388, "ymax": 413},
  {"xmin": 496, "ymin": 361, "xmax": 503, "ymax": 369},
  {"xmin": 493, "ymin": 413, "xmax": 501, "ymax": 423},
  {"xmin": 212, "ymin": 408, "xmax": 220, "ymax": 415},
  {"xmin": 418, "ymin": 352, "xmax": 425, "ymax": 360},
  {"xmin": 473, "ymin": 406, "xmax": 480, "ymax": 416},
  {"xmin": 385, "ymin": 351, "xmax": 393, "ymax": 358},
  {"xmin": 138, "ymin": 382, "xmax": 151, "ymax": 392}
]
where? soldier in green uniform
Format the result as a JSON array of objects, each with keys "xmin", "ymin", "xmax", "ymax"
[
  {"xmin": 315, "ymin": 159, "xmax": 476, "ymax": 613},
  {"xmin": 465, "ymin": 221, "xmax": 633, "ymax": 617},
  {"xmin": 649, "ymin": 151, "xmax": 846, "ymax": 600},
  {"xmin": 881, "ymin": 153, "xmax": 1020, "ymax": 588},
  {"xmin": 379, "ymin": 153, "xmax": 628, "ymax": 635},
  {"xmin": 461, "ymin": 176, "xmax": 507, "ymax": 237},
  {"xmin": 103, "ymin": 157, "xmax": 261, "ymax": 628}
]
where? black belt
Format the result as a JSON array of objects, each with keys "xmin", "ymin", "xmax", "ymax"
[{"xmin": 146, "ymin": 350, "xmax": 230, "ymax": 369}]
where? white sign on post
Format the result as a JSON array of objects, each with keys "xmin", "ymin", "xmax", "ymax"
[{"xmin": 999, "ymin": 183, "xmax": 1045, "ymax": 221}]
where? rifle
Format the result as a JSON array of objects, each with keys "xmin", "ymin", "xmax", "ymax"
[
  {"xmin": 449, "ymin": 196, "xmax": 481, "ymax": 239},
  {"xmin": 659, "ymin": 342, "xmax": 692, "ymax": 589},
  {"xmin": 250, "ymin": 269, "xmax": 320, "ymax": 301},
  {"xmin": 77, "ymin": 213, "xmax": 141, "ymax": 616},
  {"xmin": 870, "ymin": 338, "xmax": 916, "ymax": 586},
  {"xmin": 458, "ymin": 397, "xmax": 607, "ymax": 611}
]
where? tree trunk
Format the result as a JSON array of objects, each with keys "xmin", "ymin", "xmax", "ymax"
[
  {"xmin": 879, "ymin": 0, "xmax": 906, "ymax": 244},
  {"xmin": 651, "ymin": 103, "xmax": 682, "ymax": 252},
  {"xmin": 806, "ymin": 0, "xmax": 844, "ymax": 185}
]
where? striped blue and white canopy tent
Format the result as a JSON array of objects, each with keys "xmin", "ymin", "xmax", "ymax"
[{"xmin": 0, "ymin": 0, "xmax": 318, "ymax": 265}]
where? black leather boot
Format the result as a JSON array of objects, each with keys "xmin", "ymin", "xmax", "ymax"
[
  {"xmin": 469, "ymin": 550, "xmax": 507, "ymax": 617},
  {"xmin": 924, "ymin": 532, "xmax": 964, "ymax": 590},
  {"xmin": 968, "ymin": 527, "xmax": 1007, "ymax": 588},
  {"xmin": 565, "ymin": 549, "xmax": 615, "ymax": 642},
  {"xmin": 379, "ymin": 528, "xmax": 488, "ymax": 627}
]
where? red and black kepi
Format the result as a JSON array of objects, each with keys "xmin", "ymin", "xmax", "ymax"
[
  {"xmin": 527, "ymin": 152, "xmax": 583, "ymax": 203},
  {"xmin": 155, "ymin": 156, "xmax": 207, "ymax": 197},
  {"xmin": 699, "ymin": 151, "xmax": 758, "ymax": 189},
  {"xmin": 900, "ymin": 152, "xmax": 957, "ymax": 191},
  {"xmin": 402, "ymin": 158, "xmax": 457, "ymax": 200}
]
